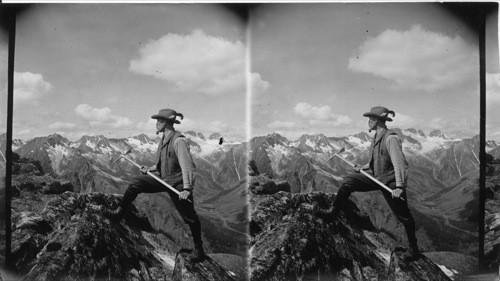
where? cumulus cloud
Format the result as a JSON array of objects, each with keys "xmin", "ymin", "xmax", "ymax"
[
  {"xmin": 14, "ymin": 72, "xmax": 53, "ymax": 104},
  {"xmin": 75, "ymin": 104, "xmax": 112, "ymax": 121},
  {"xmin": 349, "ymin": 25, "xmax": 477, "ymax": 92},
  {"xmin": 293, "ymin": 102, "xmax": 352, "ymax": 127},
  {"xmin": 251, "ymin": 72, "xmax": 271, "ymax": 97},
  {"xmin": 129, "ymin": 29, "xmax": 269, "ymax": 96},
  {"xmin": 74, "ymin": 104, "xmax": 133, "ymax": 128},
  {"xmin": 48, "ymin": 122, "xmax": 77, "ymax": 130},
  {"xmin": 391, "ymin": 113, "xmax": 424, "ymax": 129},
  {"xmin": 136, "ymin": 118, "xmax": 157, "ymax": 132},
  {"xmin": 268, "ymin": 120, "xmax": 296, "ymax": 129}
]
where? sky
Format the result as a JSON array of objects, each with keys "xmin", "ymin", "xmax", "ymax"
[
  {"xmin": 486, "ymin": 9, "xmax": 500, "ymax": 143},
  {"xmin": 0, "ymin": 26, "xmax": 6, "ymax": 143},
  {"xmin": 3, "ymin": 4, "xmax": 500, "ymax": 143},
  {"xmin": 12, "ymin": 4, "xmax": 252, "ymax": 141},
  {"xmin": 251, "ymin": 3, "xmax": 498, "ymax": 141}
]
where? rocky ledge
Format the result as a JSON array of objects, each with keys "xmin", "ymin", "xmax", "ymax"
[
  {"xmin": 250, "ymin": 175, "xmax": 452, "ymax": 281},
  {"xmin": 11, "ymin": 156, "xmax": 238, "ymax": 281}
]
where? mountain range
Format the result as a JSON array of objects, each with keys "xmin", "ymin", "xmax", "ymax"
[
  {"xmin": 2, "ymin": 127, "xmax": 487, "ymax": 257},
  {"xmin": 4, "ymin": 131, "xmax": 248, "ymax": 257},
  {"xmin": 249, "ymin": 128, "xmax": 481, "ymax": 256}
]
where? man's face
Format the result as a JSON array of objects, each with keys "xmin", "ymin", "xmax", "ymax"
[
  {"xmin": 156, "ymin": 119, "xmax": 167, "ymax": 132},
  {"xmin": 368, "ymin": 117, "xmax": 378, "ymax": 131}
]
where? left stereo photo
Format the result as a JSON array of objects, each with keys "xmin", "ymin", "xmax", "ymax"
[{"xmin": 7, "ymin": 4, "xmax": 249, "ymax": 281}]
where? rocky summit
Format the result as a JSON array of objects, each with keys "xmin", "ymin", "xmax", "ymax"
[
  {"xmin": 250, "ymin": 175, "xmax": 453, "ymax": 281},
  {"xmin": 13, "ymin": 190, "xmax": 175, "ymax": 280},
  {"xmin": 11, "ymin": 156, "xmax": 239, "ymax": 281}
]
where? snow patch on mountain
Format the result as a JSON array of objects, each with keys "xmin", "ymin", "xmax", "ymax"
[
  {"xmin": 347, "ymin": 135, "xmax": 371, "ymax": 150},
  {"xmin": 47, "ymin": 144, "xmax": 72, "ymax": 174},
  {"xmin": 127, "ymin": 137, "xmax": 157, "ymax": 153}
]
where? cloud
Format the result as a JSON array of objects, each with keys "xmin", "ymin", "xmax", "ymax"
[
  {"xmin": 348, "ymin": 25, "xmax": 477, "ymax": 92},
  {"xmin": 293, "ymin": 102, "xmax": 352, "ymax": 127},
  {"xmin": 14, "ymin": 72, "xmax": 53, "ymax": 104},
  {"xmin": 48, "ymin": 122, "xmax": 77, "ymax": 130},
  {"xmin": 426, "ymin": 117, "xmax": 478, "ymax": 139},
  {"xmin": 294, "ymin": 103, "xmax": 332, "ymax": 120},
  {"xmin": 75, "ymin": 104, "xmax": 133, "ymax": 128},
  {"xmin": 136, "ymin": 118, "xmax": 157, "ymax": 132},
  {"xmin": 487, "ymin": 72, "xmax": 500, "ymax": 104},
  {"xmin": 251, "ymin": 72, "xmax": 271, "ymax": 97},
  {"xmin": 428, "ymin": 117, "xmax": 449, "ymax": 130},
  {"xmin": 208, "ymin": 120, "xmax": 228, "ymax": 132},
  {"xmin": 391, "ymin": 113, "xmax": 424, "ymax": 129},
  {"xmin": 129, "ymin": 29, "xmax": 269, "ymax": 97},
  {"xmin": 268, "ymin": 120, "xmax": 296, "ymax": 129},
  {"xmin": 75, "ymin": 104, "xmax": 112, "ymax": 121}
]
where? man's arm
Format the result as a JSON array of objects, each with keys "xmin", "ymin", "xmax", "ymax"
[
  {"xmin": 174, "ymin": 137, "xmax": 196, "ymax": 191},
  {"xmin": 386, "ymin": 135, "xmax": 408, "ymax": 188}
]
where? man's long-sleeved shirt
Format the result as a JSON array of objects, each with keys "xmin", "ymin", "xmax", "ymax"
[
  {"xmin": 363, "ymin": 129, "xmax": 408, "ymax": 187},
  {"xmin": 161, "ymin": 130, "xmax": 196, "ymax": 190},
  {"xmin": 385, "ymin": 134, "xmax": 408, "ymax": 187}
]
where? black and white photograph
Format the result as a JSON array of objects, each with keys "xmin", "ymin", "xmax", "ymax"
[
  {"xmin": 249, "ymin": 3, "xmax": 495, "ymax": 280},
  {"xmin": 0, "ymin": 8, "xmax": 9, "ymax": 279},
  {"xmin": 484, "ymin": 4, "xmax": 500, "ymax": 279},
  {"xmin": 6, "ymin": 4, "xmax": 249, "ymax": 280},
  {"xmin": 0, "ymin": 2, "xmax": 499, "ymax": 281}
]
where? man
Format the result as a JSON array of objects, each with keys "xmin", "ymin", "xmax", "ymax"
[
  {"xmin": 316, "ymin": 106, "xmax": 420, "ymax": 260},
  {"xmin": 104, "ymin": 108, "xmax": 205, "ymax": 261}
]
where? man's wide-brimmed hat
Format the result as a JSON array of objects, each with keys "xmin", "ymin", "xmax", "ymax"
[
  {"xmin": 151, "ymin": 109, "xmax": 184, "ymax": 124},
  {"xmin": 363, "ymin": 106, "xmax": 395, "ymax": 122}
]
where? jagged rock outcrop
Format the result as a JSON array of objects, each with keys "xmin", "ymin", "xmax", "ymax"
[
  {"xmin": 387, "ymin": 248, "xmax": 451, "ymax": 280},
  {"xmin": 251, "ymin": 191, "xmax": 389, "ymax": 280},
  {"xmin": 11, "ymin": 158, "xmax": 175, "ymax": 280},
  {"xmin": 172, "ymin": 251, "xmax": 235, "ymax": 281},
  {"xmin": 11, "ymin": 153, "xmax": 244, "ymax": 281},
  {"xmin": 12, "ymin": 191, "xmax": 175, "ymax": 280},
  {"xmin": 250, "ymin": 175, "xmax": 454, "ymax": 281},
  {"xmin": 249, "ymin": 175, "xmax": 290, "ymax": 195}
]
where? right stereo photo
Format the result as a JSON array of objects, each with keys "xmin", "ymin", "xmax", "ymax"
[{"xmin": 249, "ymin": 3, "xmax": 497, "ymax": 280}]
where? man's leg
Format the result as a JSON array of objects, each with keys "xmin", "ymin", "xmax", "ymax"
[
  {"xmin": 104, "ymin": 175, "xmax": 166, "ymax": 221},
  {"xmin": 381, "ymin": 186, "xmax": 420, "ymax": 259},
  {"xmin": 316, "ymin": 172, "xmax": 379, "ymax": 220},
  {"xmin": 168, "ymin": 191, "xmax": 205, "ymax": 261}
]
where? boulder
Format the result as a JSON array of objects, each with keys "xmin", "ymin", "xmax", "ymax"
[
  {"xmin": 41, "ymin": 179, "xmax": 73, "ymax": 194},
  {"xmin": 249, "ymin": 175, "xmax": 290, "ymax": 195}
]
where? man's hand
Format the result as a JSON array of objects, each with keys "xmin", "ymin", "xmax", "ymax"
[
  {"xmin": 392, "ymin": 188, "xmax": 404, "ymax": 199},
  {"xmin": 140, "ymin": 166, "xmax": 149, "ymax": 175},
  {"xmin": 179, "ymin": 190, "xmax": 192, "ymax": 200},
  {"xmin": 353, "ymin": 164, "xmax": 361, "ymax": 173}
]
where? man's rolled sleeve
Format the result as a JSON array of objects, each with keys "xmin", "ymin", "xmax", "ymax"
[
  {"xmin": 386, "ymin": 135, "xmax": 408, "ymax": 187},
  {"xmin": 174, "ymin": 137, "xmax": 196, "ymax": 190}
]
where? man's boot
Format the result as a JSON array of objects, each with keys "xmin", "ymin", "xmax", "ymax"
[
  {"xmin": 102, "ymin": 206, "xmax": 126, "ymax": 222},
  {"xmin": 402, "ymin": 224, "xmax": 421, "ymax": 261},
  {"xmin": 402, "ymin": 242, "xmax": 420, "ymax": 261},
  {"xmin": 188, "ymin": 220, "xmax": 206, "ymax": 262},
  {"xmin": 314, "ymin": 206, "xmax": 339, "ymax": 222},
  {"xmin": 188, "ymin": 244, "xmax": 206, "ymax": 262}
]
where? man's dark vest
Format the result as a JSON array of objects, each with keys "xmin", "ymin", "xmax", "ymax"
[
  {"xmin": 156, "ymin": 131, "xmax": 184, "ymax": 189},
  {"xmin": 369, "ymin": 128, "xmax": 397, "ymax": 184}
]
